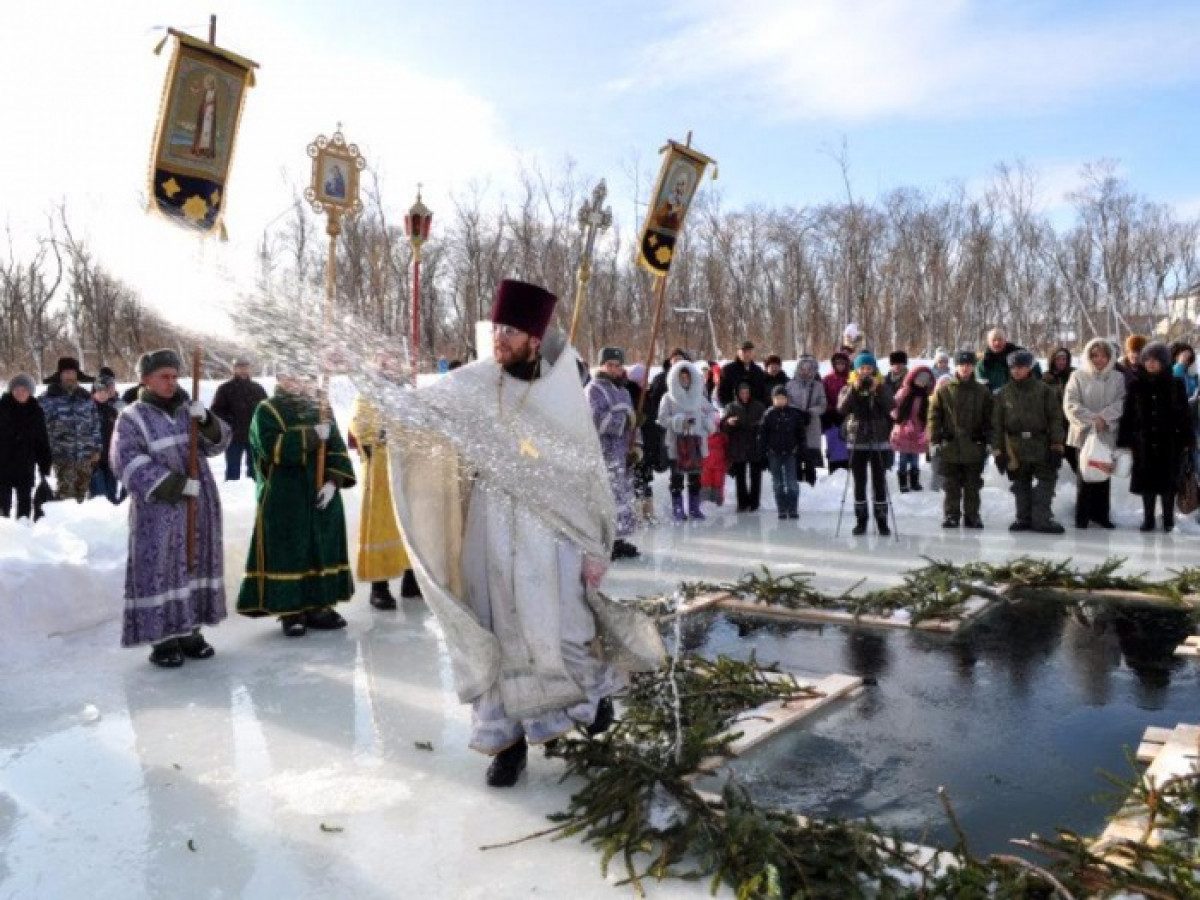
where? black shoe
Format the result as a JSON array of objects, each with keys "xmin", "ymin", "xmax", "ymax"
[
  {"xmin": 963, "ymin": 515, "xmax": 984, "ymax": 529},
  {"xmin": 942, "ymin": 515, "xmax": 960, "ymax": 528},
  {"xmin": 1033, "ymin": 521, "xmax": 1065, "ymax": 535},
  {"xmin": 851, "ymin": 521, "xmax": 868, "ymax": 536},
  {"xmin": 1075, "ymin": 518, "xmax": 1089, "ymax": 530},
  {"xmin": 306, "ymin": 607, "xmax": 348, "ymax": 630},
  {"xmin": 788, "ymin": 512, "xmax": 799, "ymax": 520},
  {"xmin": 778, "ymin": 512, "xmax": 788, "ymax": 521},
  {"xmin": 370, "ymin": 581, "xmax": 397, "ymax": 611},
  {"xmin": 149, "ymin": 638, "xmax": 184, "ymax": 668},
  {"xmin": 611, "ymin": 539, "xmax": 640, "ymax": 560},
  {"xmin": 898, "ymin": 471, "xmax": 910, "ymax": 493},
  {"xmin": 876, "ymin": 520, "xmax": 891, "ymax": 537},
  {"xmin": 281, "ymin": 614, "xmax": 307, "ymax": 637},
  {"xmin": 1095, "ymin": 519, "xmax": 1115, "ymax": 530},
  {"xmin": 910, "ymin": 473, "xmax": 923, "ymax": 492},
  {"xmin": 1009, "ymin": 521, "xmax": 1032, "ymax": 532},
  {"xmin": 588, "ymin": 697, "xmax": 615, "ymax": 736},
  {"xmin": 400, "ymin": 569, "xmax": 423, "ymax": 598},
  {"xmin": 178, "ymin": 630, "xmax": 214, "ymax": 659},
  {"xmin": 1140, "ymin": 520, "xmax": 1156, "ymax": 533},
  {"xmin": 486, "ymin": 738, "xmax": 527, "ymax": 788}
]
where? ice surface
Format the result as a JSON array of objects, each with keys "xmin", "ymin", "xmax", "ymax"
[{"xmin": 2, "ymin": 377, "xmax": 1196, "ymax": 898}]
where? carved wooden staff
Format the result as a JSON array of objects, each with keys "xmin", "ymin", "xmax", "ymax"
[{"xmin": 186, "ymin": 347, "xmax": 201, "ymax": 573}]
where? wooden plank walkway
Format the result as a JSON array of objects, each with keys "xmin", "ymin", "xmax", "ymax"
[{"xmin": 1174, "ymin": 634, "xmax": 1200, "ymax": 659}]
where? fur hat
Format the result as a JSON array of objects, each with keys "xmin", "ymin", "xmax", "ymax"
[
  {"xmin": 853, "ymin": 352, "xmax": 877, "ymax": 370},
  {"xmin": 490, "ymin": 279, "xmax": 558, "ymax": 340},
  {"xmin": 44, "ymin": 356, "xmax": 95, "ymax": 384},
  {"xmin": 1125, "ymin": 334, "xmax": 1149, "ymax": 356},
  {"xmin": 137, "ymin": 349, "xmax": 183, "ymax": 378},
  {"xmin": 7, "ymin": 373, "xmax": 35, "ymax": 394},
  {"xmin": 888, "ymin": 350, "xmax": 908, "ymax": 366},
  {"xmin": 1008, "ymin": 349, "xmax": 1036, "ymax": 369},
  {"xmin": 599, "ymin": 347, "xmax": 624, "ymax": 366},
  {"xmin": 1140, "ymin": 341, "xmax": 1172, "ymax": 370},
  {"xmin": 954, "ymin": 350, "xmax": 977, "ymax": 366}
]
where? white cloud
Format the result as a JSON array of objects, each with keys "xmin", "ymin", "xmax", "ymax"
[
  {"xmin": 0, "ymin": 1, "xmax": 513, "ymax": 338},
  {"xmin": 627, "ymin": 0, "xmax": 1200, "ymax": 121}
]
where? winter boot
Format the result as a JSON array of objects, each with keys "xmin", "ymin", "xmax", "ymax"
[
  {"xmin": 1162, "ymin": 494, "xmax": 1176, "ymax": 532},
  {"xmin": 942, "ymin": 514, "xmax": 960, "ymax": 528},
  {"xmin": 611, "ymin": 539, "xmax": 641, "ymax": 560},
  {"xmin": 851, "ymin": 502, "xmax": 869, "ymax": 536},
  {"xmin": 1140, "ymin": 495, "xmax": 1157, "ymax": 532},
  {"xmin": 280, "ymin": 613, "xmax": 307, "ymax": 637},
  {"xmin": 898, "ymin": 470, "xmax": 910, "ymax": 493},
  {"xmin": 370, "ymin": 580, "xmax": 398, "ymax": 610},
  {"xmin": 963, "ymin": 514, "xmax": 984, "ymax": 529},
  {"xmin": 1009, "ymin": 521, "xmax": 1032, "ymax": 532},
  {"xmin": 149, "ymin": 638, "xmax": 185, "ymax": 668},
  {"xmin": 306, "ymin": 607, "xmax": 348, "ymax": 630},
  {"xmin": 588, "ymin": 697, "xmax": 615, "ymax": 736},
  {"xmin": 1033, "ymin": 520, "xmax": 1066, "ymax": 535},
  {"xmin": 688, "ymin": 490, "xmax": 706, "ymax": 521},
  {"xmin": 178, "ymin": 629, "xmax": 215, "ymax": 659},
  {"xmin": 874, "ymin": 502, "xmax": 891, "ymax": 536},
  {"xmin": 910, "ymin": 470, "xmax": 923, "ymax": 492},
  {"xmin": 400, "ymin": 569, "xmax": 423, "ymax": 599},
  {"xmin": 486, "ymin": 738, "xmax": 528, "ymax": 788},
  {"xmin": 671, "ymin": 495, "xmax": 687, "ymax": 523}
]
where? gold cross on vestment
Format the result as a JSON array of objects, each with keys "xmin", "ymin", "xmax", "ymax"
[{"xmin": 519, "ymin": 437, "xmax": 540, "ymax": 459}]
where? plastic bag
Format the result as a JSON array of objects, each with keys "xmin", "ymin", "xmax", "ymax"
[{"xmin": 1079, "ymin": 433, "xmax": 1114, "ymax": 483}]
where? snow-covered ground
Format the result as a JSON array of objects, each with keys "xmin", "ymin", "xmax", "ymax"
[{"xmin": 3, "ymin": 384, "xmax": 1198, "ymax": 898}]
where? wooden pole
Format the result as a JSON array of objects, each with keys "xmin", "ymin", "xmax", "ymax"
[
  {"xmin": 186, "ymin": 347, "xmax": 202, "ymax": 573},
  {"xmin": 630, "ymin": 276, "xmax": 669, "ymax": 449},
  {"xmin": 208, "ymin": 14, "xmax": 216, "ymax": 44},
  {"xmin": 316, "ymin": 211, "xmax": 340, "ymax": 487}
]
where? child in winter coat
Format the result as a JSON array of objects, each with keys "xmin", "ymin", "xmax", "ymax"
[
  {"xmin": 700, "ymin": 409, "xmax": 728, "ymax": 507},
  {"xmin": 758, "ymin": 386, "xmax": 809, "ymax": 520},
  {"xmin": 890, "ymin": 366, "xmax": 934, "ymax": 492},
  {"xmin": 658, "ymin": 360, "xmax": 716, "ymax": 522}
]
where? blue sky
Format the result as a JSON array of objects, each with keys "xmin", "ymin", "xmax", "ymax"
[{"xmin": 4, "ymin": 0, "xmax": 1200, "ymax": 332}]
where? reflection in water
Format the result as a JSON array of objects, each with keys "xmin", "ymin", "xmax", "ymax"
[{"xmin": 1109, "ymin": 606, "xmax": 1194, "ymax": 708}]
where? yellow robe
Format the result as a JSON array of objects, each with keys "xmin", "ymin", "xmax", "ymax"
[{"xmin": 349, "ymin": 397, "xmax": 410, "ymax": 581}]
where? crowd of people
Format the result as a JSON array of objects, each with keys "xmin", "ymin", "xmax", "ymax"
[
  {"xmin": 587, "ymin": 323, "xmax": 1200, "ymax": 558},
  {"xmin": 3, "ymin": 294, "xmax": 1199, "ymax": 791}
]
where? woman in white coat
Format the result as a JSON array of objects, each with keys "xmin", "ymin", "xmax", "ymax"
[
  {"xmin": 658, "ymin": 360, "xmax": 716, "ymax": 522},
  {"xmin": 1064, "ymin": 338, "xmax": 1126, "ymax": 529}
]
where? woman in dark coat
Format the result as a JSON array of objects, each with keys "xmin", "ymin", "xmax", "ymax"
[
  {"xmin": 1043, "ymin": 347, "xmax": 1077, "ymax": 473},
  {"xmin": 721, "ymin": 382, "xmax": 766, "ymax": 512},
  {"xmin": 1118, "ymin": 342, "xmax": 1195, "ymax": 532},
  {"xmin": 0, "ymin": 374, "xmax": 52, "ymax": 519}
]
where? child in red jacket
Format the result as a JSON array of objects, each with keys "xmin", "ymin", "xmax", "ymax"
[{"xmin": 700, "ymin": 409, "xmax": 728, "ymax": 506}]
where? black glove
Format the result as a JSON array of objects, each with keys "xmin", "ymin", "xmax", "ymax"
[
  {"xmin": 798, "ymin": 410, "xmax": 811, "ymax": 428},
  {"xmin": 1049, "ymin": 448, "xmax": 1063, "ymax": 471},
  {"xmin": 994, "ymin": 452, "xmax": 1009, "ymax": 475}
]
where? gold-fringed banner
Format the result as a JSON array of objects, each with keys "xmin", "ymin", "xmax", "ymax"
[
  {"xmin": 636, "ymin": 139, "xmax": 715, "ymax": 276},
  {"xmin": 148, "ymin": 29, "xmax": 258, "ymax": 235}
]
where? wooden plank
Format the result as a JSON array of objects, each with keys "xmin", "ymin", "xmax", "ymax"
[
  {"xmin": 1136, "ymin": 741, "xmax": 1164, "ymax": 764},
  {"xmin": 715, "ymin": 596, "xmax": 993, "ymax": 634},
  {"xmin": 1142, "ymin": 726, "xmax": 1174, "ymax": 744}
]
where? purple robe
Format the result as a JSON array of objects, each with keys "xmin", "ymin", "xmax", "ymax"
[
  {"xmin": 585, "ymin": 375, "xmax": 637, "ymax": 538},
  {"xmin": 111, "ymin": 400, "xmax": 231, "ymax": 646}
]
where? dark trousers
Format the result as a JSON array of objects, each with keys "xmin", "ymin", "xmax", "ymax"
[
  {"xmin": 669, "ymin": 463, "xmax": 700, "ymax": 498},
  {"xmin": 850, "ymin": 450, "xmax": 887, "ymax": 504},
  {"xmin": 88, "ymin": 466, "xmax": 123, "ymax": 504},
  {"xmin": 1142, "ymin": 492, "xmax": 1176, "ymax": 526},
  {"xmin": 633, "ymin": 459, "xmax": 654, "ymax": 500},
  {"xmin": 1075, "ymin": 478, "xmax": 1111, "ymax": 525},
  {"xmin": 767, "ymin": 452, "xmax": 799, "ymax": 516},
  {"xmin": 943, "ymin": 460, "xmax": 984, "ymax": 518},
  {"xmin": 225, "ymin": 440, "xmax": 254, "ymax": 481},
  {"xmin": 732, "ymin": 461, "xmax": 762, "ymax": 510},
  {"xmin": 0, "ymin": 480, "xmax": 33, "ymax": 519}
]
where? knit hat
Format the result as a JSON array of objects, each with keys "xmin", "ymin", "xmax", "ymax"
[
  {"xmin": 843, "ymin": 323, "xmax": 860, "ymax": 341},
  {"xmin": 599, "ymin": 347, "xmax": 624, "ymax": 365},
  {"xmin": 853, "ymin": 352, "xmax": 877, "ymax": 370},
  {"xmin": 954, "ymin": 350, "xmax": 977, "ymax": 366},
  {"xmin": 1141, "ymin": 341, "xmax": 1172, "ymax": 370},
  {"xmin": 889, "ymin": 350, "xmax": 908, "ymax": 366},
  {"xmin": 490, "ymin": 279, "xmax": 558, "ymax": 340},
  {"xmin": 735, "ymin": 381, "xmax": 752, "ymax": 395},
  {"xmin": 771, "ymin": 384, "xmax": 789, "ymax": 398},
  {"xmin": 233, "ymin": 356, "xmax": 252, "ymax": 367},
  {"xmin": 740, "ymin": 340, "xmax": 755, "ymax": 351},
  {"xmin": 7, "ymin": 373, "xmax": 35, "ymax": 394},
  {"xmin": 94, "ymin": 375, "xmax": 116, "ymax": 391},
  {"xmin": 934, "ymin": 347, "xmax": 949, "ymax": 363},
  {"xmin": 1125, "ymin": 334, "xmax": 1149, "ymax": 356},
  {"xmin": 138, "ymin": 349, "xmax": 183, "ymax": 378},
  {"xmin": 1008, "ymin": 349, "xmax": 1035, "ymax": 369}
]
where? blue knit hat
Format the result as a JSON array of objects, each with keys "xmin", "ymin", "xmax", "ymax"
[{"xmin": 853, "ymin": 352, "xmax": 877, "ymax": 370}]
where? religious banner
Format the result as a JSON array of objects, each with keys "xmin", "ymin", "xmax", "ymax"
[
  {"xmin": 636, "ymin": 139, "xmax": 716, "ymax": 276},
  {"xmin": 149, "ymin": 29, "xmax": 258, "ymax": 235}
]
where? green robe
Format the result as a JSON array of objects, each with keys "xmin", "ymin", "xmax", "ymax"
[{"xmin": 237, "ymin": 389, "xmax": 356, "ymax": 617}]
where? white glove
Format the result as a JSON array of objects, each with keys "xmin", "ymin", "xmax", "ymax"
[
  {"xmin": 182, "ymin": 478, "xmax": 201, "ymax": 498},
  {"xmin": 315, "ymin": 481, "xmax": 337, "ymax": 510},
  {"xmin": 314, "ymin": 422, "xmax": 332, "ymax": 441},
  {"xmin": 189, "ymin": 400, "xmax": 207, "ymax": 420}
]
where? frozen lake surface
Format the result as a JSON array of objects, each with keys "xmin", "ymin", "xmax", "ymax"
[{"xmin": 2, "ymin": 458, "xmax": 1197, "ymax": 897}]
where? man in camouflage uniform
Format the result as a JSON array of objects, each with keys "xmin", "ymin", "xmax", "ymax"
[
  {"xmin": 927, "ymin": 351, "xmax": 992, "ymax": 528},
  {"xmin": 39, "ymin": 357, "xmax": 101, "ymax": 503},
  {"xmin": 992, "ymin": 349, "xmax": 1066, "ymax": 534}
]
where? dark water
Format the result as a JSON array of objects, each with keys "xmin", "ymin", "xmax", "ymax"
[{"xmin": 691, "ymin": 599, "xmax": 1198, "ymax": 856}]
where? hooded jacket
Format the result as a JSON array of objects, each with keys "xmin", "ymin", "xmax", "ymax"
[
  {"xmin": 0, "ymin": 392, "xmax": 52, "ymax": 486},
  {"xmin": 890, "ymin": 366, "xmax": 934, "ymax": 455},
  {"xmin": 658, "ymin": 361, "xmax": 715, "ymax": 461},
  {"xmin": 837, "ymin": 369, "xmax": 895, "ymax": 450},
  {"xmin": 1063, "ymin": 339, "xmax": 1124, "ymax": 451},
  {"xmin": 784, "ymin": 355, "xmax": 827, "ymax": 450}
]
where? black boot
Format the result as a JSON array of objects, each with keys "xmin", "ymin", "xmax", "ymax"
[
  {"xmin": 178, "ymin": 629, "xmax": 215, "ymax": 659},
  {"xmin": 1162, "ymin": 494, "xmax": 1175, "ymax": 532},
  {"xmin": 851, "ymin": 502, "xmax": 869, "ymax": 536},
  {"xmin": 400, "ymin": 569, "xmax": 423, "ymax": 598},
  {"xmin": 306, "ymin": 607, "xmax": 348, "ymax": 630},
  {"xmin": 897, "ymin": 471, "xmax": 910, "ymax": 493},
  {"xmin": 1009, "ymin": 521, "xmax": 1031, "ymax": 532},
  {"xmin": 280, "ymin": 613, "xmax": 307, "ymax": 637},
  {"xmin": 370, "ymin": 580, "xmax": 397, "ymax": 610},
  {"xmin": 963, "ymin": 514, "xmax": 984, "ymax": 529},
  {"xmin": 486, "ymin": 738, "xmax": 528, "ymax": 787},
  {"xmin": 1140, "ymin": 495, "xmax": 1156, "ymax": 532},
  {"xmin": 611, "ymin": 538, "xmax": 641, "ymax": 560},
  {"xmin": 874, "ymin": 502, "xmax": 891, "ymax": 536},
  {"xmin": 909, "ymin": 471, "xmax": 923, "ymax": 492},
  {"xmin": 588, "ymin": 697, "xmax": 615, "ymax": 736},
  {"xmin": 942, "ymin": 514, "xmax": 960, "ymax": 528},
  {"xmin": 149, "ymin": 638, "xmax": 184, "ymax": 668}
]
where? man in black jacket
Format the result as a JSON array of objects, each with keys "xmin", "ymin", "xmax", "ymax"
[
  {"xmin": 88, "ymin": 374, "xmax": 123, "ymax": 503},
  {"xmin": 0, "ymin": 374, "xmax": 51, "ymax": 519},
  {"xmin": 718, "ymin": 341, "xmax": 768, "ymax": 406},
  {"xmin": 210, "ymin": 357, "xmax": 268, "ymax": 480}
]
